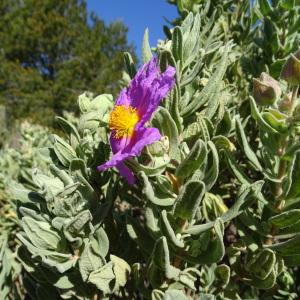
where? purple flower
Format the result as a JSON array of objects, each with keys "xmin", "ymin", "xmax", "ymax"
[{"xmin": 97, "ymin": 57, "xmax": 176, "ymax": 184}]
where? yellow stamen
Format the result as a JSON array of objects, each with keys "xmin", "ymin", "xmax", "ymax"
[{"xmin": 109, "ymin": 105, "xmax": 139, "ymax": 138}]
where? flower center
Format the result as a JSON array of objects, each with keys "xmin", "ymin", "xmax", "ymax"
[{"xmin": 109, "ymin": 105, "xmax": 139, "ymax": 139}]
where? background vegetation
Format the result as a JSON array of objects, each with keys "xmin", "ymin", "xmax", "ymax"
[{"xmin": 0, "ymin": 0, "xmax": 134, "ymax": 126}]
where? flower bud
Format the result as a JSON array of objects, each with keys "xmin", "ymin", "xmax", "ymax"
[
  {"xmin": 253, "ymin": 72, "xmax": 281, "ymax": 106},
  {"xmin": 278, "ymin": 92, "xmax": 292, "ymax": 113},
  {"xmin": 281, "ymin": 50, "xmax": 300, "ymax": 85}
]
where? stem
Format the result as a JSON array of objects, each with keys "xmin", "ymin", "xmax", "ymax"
[
  {"xmin": 265, "ymin": 85, "xmax": 299, "ymax": 245},
  {"xmin": 173, "ymin": 219, "xmax": 188, "ymax": 268},
  {"xmin": 92, "ymin": 293, "xmax": 98, "ymax": 300},
  {"xmin": 290, "ymin": 85, "xmax": 299, "ymax": 113},
  {"xmin": 275, "ymin": 85, "xmax": 298, "ymax": 203}
]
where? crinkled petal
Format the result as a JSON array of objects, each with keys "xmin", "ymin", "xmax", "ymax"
[
  {"xmin": 110, "ymin": 134, "xmax": 129, "ymax": 154},
  {"xmin": 125, "ymin": 126, "xmax": 161, "ymax": 156},
  {"xmin": 138, "ymin": 66, "xmax": 176, "ymax": 125},
  {"xmin": 116, "ymin": 162, "xmax": 136, "ymax": 185},
  {"xmin": 97, "ymin": 150, "xmax": 129, "ymax": 171},
  {"xmin": 115, "ymin": 89, "xmax": 131, "ymax": 106},
  {"xmin": 112, "ymin": 57, "xmax": 175, "ymax": 126},
  {"xmin": 126, "ymin": 58, "xmax": 176, "ymax": 124},
  {"xmin": 97, "ymin": 127, "xmax": 161, "ymax": 173}
]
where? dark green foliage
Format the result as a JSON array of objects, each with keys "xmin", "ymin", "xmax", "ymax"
[{"xmin": 0, "ymin": 0, "xmax": 134, "ymax": 126}]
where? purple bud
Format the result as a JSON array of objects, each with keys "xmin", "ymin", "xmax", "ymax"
[
  {"xmin": 253, "ymin": 72, "xmax": 281, "ymax": 106},
  {"xmin": 281, "ymin": 50, "xmax": 300, "ymax": 85}
]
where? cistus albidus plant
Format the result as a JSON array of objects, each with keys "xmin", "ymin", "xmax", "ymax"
[{"xmin": 3, "ymin": 5, "xmax": 300, "ymax": 300}]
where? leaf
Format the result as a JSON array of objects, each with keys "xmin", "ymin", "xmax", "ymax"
[
  {"xmin": 258, "ymin": 0, "xmax": 273, "ymax": 15},
  {"xmin": 128, "ymin": 155, "xmax": 170, "ymax": 177},
  {"xmin": 56, "ymin": 116, "xmax": 80, "ymax": 144},
  {"xmin": 247, "ymin": 249, "xmax": 276, "ymax": 280},
  {"xmin": 19, "ymin": 206, "xmax": 49, "ymax": 222},
  {"xmin": 63, "ymin": 210, "xmax": 92, "ymax": 244},
  {"xmin": 78, "ymin": 92, "xmax": 92, "ymax": 113},
  {"xmin": 52, "ymin": 134, "xmax": 77, "ymax": 167},
  {"xmin": 110, "ymin": 255, "xmax": 131, "ymax": 288},
  {"xmin": 280, "ymin": 0, "xmax": 296, "ymax": 9},
  {"xmin": 127, "ymin": 215, "xmax": 154, "ymax": 255},
  {"xmin": 79, "ymin": 240, "xmax": 105, "ymax": 281},
  {"xmin": 215, "ymin": 264, "xmax": 230, "ymax": 287},
  {"xmin": 249, "ymin": 97, "xmax": 279, "ymax": 134},
  {"xmin": 172, "ymin": 27, "xmax": 183, "ymax": 63},
  {"xmin": 139, "ymin": 171, "xmax": 175, "ymax": 206},
  {"xmin": 248, "ymin": 269, "xmax": 276, "ymax": 289},
  {"xmin": 262, "ymin": 111, "xmax": 288, "ymax": 133},
  {"xmin": 150, "ymin": 236, "xmax": 180, "ymax": 280},
  {"xmin": 213, "ymin": 135, "xmax": 235, "ymax": 152},
  {"xmin": 159, "ymin": 50, "xmax": 176, "ymax": 72},
  {"xmin": 142, "ymin": 28, "xmax": 152, "ymax": 63},
  {"xmin": 223, "ymin": 150, "xmax": 251, "ymax": 185},
  {"xmin": 164, "ymin": 289, "xmax": 189, "ymax": 300},
  {"xmin": 173, "ymin": 180, "xmax": 205, "ymax": 221},
  {"xmin": 17, "ymin": 233, "xmax": 71, "ymax": 259},
  {"xmin": 176, "ymin": 139, "xmax": 207, "ymax": 180},
  {"xmin": 185, "ymin": 181, "xmax": 264, "ymax": 235},
  {"xmin": 284, "ymin": 151, "xmax": 300, "ymax": 199},
  {"xmin": 269, "ymin": 209, "xmax": 300, "ymax": 229},
  {"xmin": 88, "ymin": 262, "xmax": 115, "ymax": 294},
  {"xmin": 181, "ymin": 44, "xmax": 230, "ymax": 117},
  {"xmin": 185, "ymin": 218, "xmax": 225, "ymax": 264},
  {"xmin": 203, "ymin": 141, "xmax": 219, "ymax": 190},
  {"xmin": 182, "ymin": 115, "xmax": 213, "ymax": 142},
  {"xmin": 160, "ymin": 210, "xmax": 184, "ymax": 248},
  {"xmin": 22, "ymin": 217, "xmax": 62, "ymax": 251},
  {"xmin": 152, "ymin": 107, "xmax": 179, "ymax": 160},
  {"xmin": 236, "ymin": 117, "xmax": 262, "ymax": 171},
  {"xmin": 266, "ymin": 234, "xmax": 300, "ymax": 266},
  {"xmin": 124, "ymin": 52, "xmax": 136, "ymax": 78},
  {"xmin": 183, "ymin": 13, "xmax": 201, "ymax": 65},
  {"xmin": 165, "ymin": 84, "xmax": 183, "ymax": 133},
  {"xmin": 95, "ymin": 227, "xmax": 109, "ymax": 258}
]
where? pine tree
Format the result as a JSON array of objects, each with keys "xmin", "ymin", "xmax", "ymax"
[{"xmin": 0, "ymin": 0, "xmax": 135, "ymax": 126}]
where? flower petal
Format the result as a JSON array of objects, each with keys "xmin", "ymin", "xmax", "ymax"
[
  {"xmin": 126, "ymin": 126, "xmax": 161, "ymax": 156},
  {"xmin": 127, "ymin": 58, "xmax": 176, "ymax": 125},
  {"xmin": 116, "ymin": 162, "xmax": 136, "ymax": 185},
  {"xmin": 115, "ymin": 89, "xmax": 131, "ymax": 106},
  {"xmin": 97, "ymin": 127, "xmax": 161, "ymax": 172},
  {"xmin": 138, "ymin": 66, "xmax": 176, "ymax": 126},
  {"xmin": 110, "ymin": 134, "xmax": 130, "ymax": 154}
]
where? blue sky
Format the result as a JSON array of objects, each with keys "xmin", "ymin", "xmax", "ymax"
[{"xmin": 86, "ymin": 0, "xmax": 178, "ymax": 59}]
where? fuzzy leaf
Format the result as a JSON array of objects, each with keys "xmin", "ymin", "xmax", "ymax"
[
  {"xmin": 110, "ymin": 255, "xmax": 131, "ymax": 288},
  {"xmin": 284, "ymin": 150, "xmax": 300, "ymax": 199},
  {"xmin": 203, "ymin": 141, "xmax": 219, "ymax": 190},
  {"xmin": 176, "ymin": 139, "xmax": 207, "ymax": 180},
  {"xmin": 249, "ymin": 97, "xmax": 279, "ymax": 134},
  {"xmin": 152, "ymin": 107, "xmax": 179, "ymax": 160},
  {"xmin": 181, "ymin": 44, "xmax": 230, "ymax": 117},
  {"xmin": 22, "ymin": 217, "xmax": 62, "ymax": 251},
  {"xmin": 52, "ymin": 134, "xmax": 77, "ymax": 167},
  {"xmin": 160, "ymin": 210, "xmax": 184, "ymax": 248},
  {"xmin": 173, "ymin": 180, "xmax": 205, "ymax": 221},
  {"xmin": 79, "ymin": 240, "xmax": 105, "ymax": 281},
  {"xmin": 150, "ymin": 236, "xmax": 180, "ymax": 280},
  {"xmin": 142, "ymin": 28, "xmax": 153, "ymax": 63},
  {"xmin": 236, "ymin": 117, "xmax": 262, "ymax": 171},
  {"xmin": 269, "ymin": 209, "xmax": 300, "ymax": 229},
  {"xmin": 172, "ymin": 27, "xmax": 183, "ymax": 63},
  {"xmin": 88, "ymin": 262, "xmax": 115, "ymax": 294}
]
